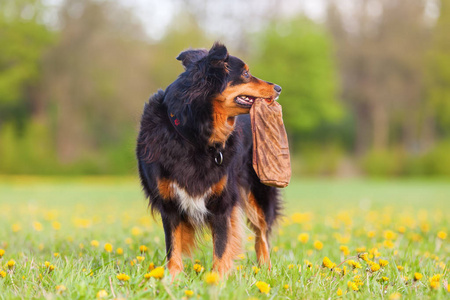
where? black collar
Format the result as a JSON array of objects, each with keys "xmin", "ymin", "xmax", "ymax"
[{"xmin": 167, "ymin": 110, "xmax": 224, "ymax": 166}]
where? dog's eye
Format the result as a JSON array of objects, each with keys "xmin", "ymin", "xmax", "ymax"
[{"xmin": 243, "ymin": 71, "xmax": 250, "ymax": 78}]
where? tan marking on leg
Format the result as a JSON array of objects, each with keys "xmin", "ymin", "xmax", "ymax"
[
  {"xmin": 157, "ymin": 178, "xmax": 174, "ymax": 200},
  {"xmin": 245, "ymin": 192, "xmax": 271, "ymax": 269},
  {"xmin": 180, "ymin": 222, "xmax": 196, "ymax": 256},
  {"xmin": 212, "ymin": 206, "xmax": 243, "ymax": 276},
  {"xmin": 167, "ymin": 225, "xmax": 183, "ymax": 279},
  {"xmin": 211, "ymin": 175, "xmax": 228, "ymax": 196}
]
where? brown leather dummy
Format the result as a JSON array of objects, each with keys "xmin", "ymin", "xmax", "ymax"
[{"xmin": 250, "ymin": 99, "xmax": 291, "ymax": 188}]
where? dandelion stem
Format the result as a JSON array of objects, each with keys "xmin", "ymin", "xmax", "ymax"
[
  {"xmin": 161, "ymin": 281, "xmax": 177, "ymax": 300},
  {"xmin": 109, "ymin": 276, "xmax": 116, "ymax": 299}
]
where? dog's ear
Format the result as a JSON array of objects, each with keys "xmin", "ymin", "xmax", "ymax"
[
  {"xmin": 207, "ymin": 42, "xmax": 229, "ymax": 68},
  {"xmin": 176, "ymin": 49, "xmax": 208, "ymax": 69}
]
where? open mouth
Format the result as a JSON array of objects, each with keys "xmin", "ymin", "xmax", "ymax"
[{"xmin": 235, "ymin": 95, "xmax": 272, "ymax": 108}]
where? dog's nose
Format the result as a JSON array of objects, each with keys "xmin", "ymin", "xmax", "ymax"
[{"xmin": 274, "ymin": 85, "xmax": 282, "ymax": 93}]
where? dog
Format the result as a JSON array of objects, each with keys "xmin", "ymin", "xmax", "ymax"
[{"xmin": 136, "ymin": 42, "xmax": 282, "ymax": 278}]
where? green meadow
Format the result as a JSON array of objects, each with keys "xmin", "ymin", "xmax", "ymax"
[{"xmin": 0, "ymin": 177, "xmax": 448, "ymax": 299}]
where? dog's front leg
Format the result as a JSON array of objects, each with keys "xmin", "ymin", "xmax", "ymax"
[
  {"xmin": 210, "ymin": 205, "xmax": 243, "ymax": 276},
  {"xmin": 161, "ymin": 214, "xmax": 183, "ymax": 280}
]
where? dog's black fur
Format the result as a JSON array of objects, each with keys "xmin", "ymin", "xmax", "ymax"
[{"xmin": 136, "ymin": 42, "xmax": 282, "ymax": 276}]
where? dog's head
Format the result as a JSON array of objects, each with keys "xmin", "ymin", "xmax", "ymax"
[
  {"xmin": 164, "ymin": 42, "xmax": 281, "ymax": 146},
  {"xmin": 176, "ymin": 43, "xmax": 281, "ymax": 117}
]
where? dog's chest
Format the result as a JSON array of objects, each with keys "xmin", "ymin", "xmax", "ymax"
[{"xmin": 172, "ymin": 182, "xmax": 211, "ymax": 224}]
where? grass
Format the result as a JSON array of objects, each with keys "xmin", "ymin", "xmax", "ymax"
[{"xmin": 0, "ymin": 176, "xmax": 449, "ymax": 299}]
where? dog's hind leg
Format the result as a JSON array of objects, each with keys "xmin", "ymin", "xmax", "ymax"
[
  {"xmin": 210, "ymin": 205, "xmax": 243, "ymax": 276},
  {"xmin": 244, "ymin": 192, "xmax": 272, "ymax": 269}
]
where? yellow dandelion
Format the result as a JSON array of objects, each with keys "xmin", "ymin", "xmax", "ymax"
[
  {"xmin": 381, "ymin": 277, "xmax": 389, "ymax": 282},
  {"xmin": 355, "ymin": 246, "xmax": 366, "ymax": 253},
  {"xmin": 369, "ymin": 247, "xmax": 380, "ymax": 258},
  {"xmin": 336, "ymin": 288, "xmax": 343, "ymax": 296},
  {"xmin": 389, "ymin": 292, "xmax": 401, "ymax": 300},
  {"xmin": 204, "ymin": 272, "xmax": 220, "ymax": 285},
  {"xmin": 33, "ymin": 222, "xmax": 43, "ymax": 232},
  {"xmin": 397, "ymin": 265, "xmax": 404, "ymax": 271},
  {"xmin": 139, "ymin": 245, "xmax": 148, "ymax": 253},
  {"xmin": 383, "ymin": 240, "xmax": 394, "ymax": 249},
  {"xmin": 52, "ymin": 221, "xmax": 61, "ymax": 231},
  {"xmin": 430, "ymin": 280, "xmax": 440, "ymax": 289},
  {"xmin": 12, "ymin": 223, "xmax": 21, "ymax": 232},
  {"xmin": 185, "ymin": 290, "xmax": 194, "ymax": 297},
  {"xmin": 431, "ymin": 274, "xmax": 440, "ymax": 280},
  {"xmin": 116, "ymin": 248, "xmax": 123, "ymax": 255},
  {"xmin": 339, "ymin": 245, "xmax": 350, "ymax": 256},
  {"xmin": 358, "ymin": 252, "xmax": 369, "ymax": 261},
  {"xmin": 54, "ymin": 253, "xmax": 60, "ymax": 257},
  {"xmin": 414, "ymin": 272, "xmax": 422, "ymax": 281},
  {"xmin": 131, "ymin": 226, "xmax": 141, "ymax": 236},
  {"xmin": 384, "ymin": 230, "xmax": 396, "ymax": 240},
  {"xmin": 347, "ymin": 260, "xmax": 362, "ymax": 269},
  {"xmin": 347, "ymin": 281, "xmax": 359, "ymax": 291},
  {"xmin": 104, "ymin": 243, "xmax": 113, "ymax": 253},
  {"xmin": 313, "ymin": 240, "xmax": 323, "ymax": 250},
  {"xmin": 322, "ymin": 257, "xmax": 336, "ymax": 269},
  {"xmin": 7, "ymin": 260, "xmax": 15, "ymax": 269},
  {"xmin": 291, "ymin": 212, "xmax": 312, "ymax": 223},
  {"xmin": 55, "ymin": 285, "xmax": 66, "ymax": 293},
  {"xmin": 44, "ymin": 261, "xmax": 55, "ymax": 272},
  {"xmin": 0, "ymin": 270, "xmax": 6, "ymax": 278},
  {"xmin": 379, "ymin": 259, "xmax": 389, "ymax": 267},
  {"xmin": 96, "ymin": 290, "xmax": 108, "ymax": 298},
  {"xmin": 255, "ymin": 281, "xmax": 271, "ymax": 294},
  {"xmin": 304, "ymin": 260, "xmax": 313, "ymax": 268},
  {"xmin": 283, "ymin": 284, "xmax": 289, "ymax": 290},
  {"xmin": 148, "ymin": 266, "xmax": 164, "ymax": 279},
  {"xmin": 437, "ymin": 231, "xmax": 447, "ymax": 240},
  {"xmin": 136, "ymin": 256, "xmax": 145, "ymax": 263},
  {"xmin": 367, "ymin": 230, "xmax": 376, "ymax": 238},
  {"xmin": 370, "ymin": 263, "xmax": 380, "ymax": 272},
  {"xmin": 116, "ymin": 273, "xmax": 130, "ymax": 281},
  {"xmin": 91, "ymin": 240, "xmax": 99, "ymax": 247},
  {"xmin": 252, "ymin": 266, "xmax": 260, "ymax": 274},
  {"xmin": 0, "ymin": 249, "xmax": 4, "ymax": 258},
  {"xmin": 148, "ymin": 262, "xmax": 155, "ymax": 271},
  {"xmin": 273, "ymin": 246, "xmax": 279, "ymax": 252},
  {"xmin": 298, "ymin": 233, "xmax": 309, "ymax": 244},
  {"xmin": 193, "ymin": 264, "xmax": 204, "ymax": 273}
]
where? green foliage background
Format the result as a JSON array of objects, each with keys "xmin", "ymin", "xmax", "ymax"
[{"xmin": 1, "ymin": 0, "xmax": 450, "ymax": 177}]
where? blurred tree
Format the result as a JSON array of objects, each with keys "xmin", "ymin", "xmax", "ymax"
[
  {"xmin": 426, "ymin": 0, "xmax": 450, "ymax": 139},
  {"xmin": 251, "ymin": 17, "xmax": 342, "ymax": 146},
  {"xmin": 327, "ymin": 0, "xmax": 428, "ymax": 154},
  {"xmin": 43, "ymin": 0, "xmax": 152, "ymax": 163},
  {"xmin": 0, "ymin": 0, "xmax": 53, "ymax": 129}
]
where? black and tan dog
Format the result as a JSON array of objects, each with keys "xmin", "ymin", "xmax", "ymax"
[{"xmin": 136, "ymin": 42, "xmax": 282, "ymax": 278}]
